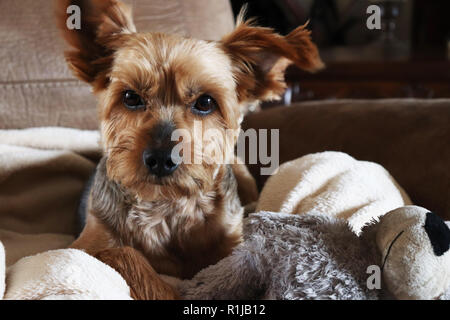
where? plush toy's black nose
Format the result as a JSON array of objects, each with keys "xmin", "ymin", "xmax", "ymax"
[
  {"xmin": 143, "ymin": 148, "xmax": 179, "ymax": 177},
  {"xmin": 424, "ymin": 211, "xmax": 450, "ymax": 256}
]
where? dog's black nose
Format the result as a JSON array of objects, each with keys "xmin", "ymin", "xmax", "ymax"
[
  {"xmin": 424, "ymin": 211, "xmax": 450, "ymax": 256},
  {"xmin": 143, "ymin": 148, "xmax": 179, "ymax": 177}
]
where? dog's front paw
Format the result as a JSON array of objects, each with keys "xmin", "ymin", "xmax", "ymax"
[{"xmin": 95, "ymin": 247, "xmax": 179, "ymax": 300}]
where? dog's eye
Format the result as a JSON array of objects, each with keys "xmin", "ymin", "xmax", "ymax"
[
  {"xmin": 123, "ymin": 90, "xmax": 145, "ymax": 110},
  {"xmin": 191, "ymin": 95, "xmax": 217, "ymax": 115}
]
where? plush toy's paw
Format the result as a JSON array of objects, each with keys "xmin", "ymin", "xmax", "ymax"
[{"xmin": 377, "ymin": 206, "xmax": 450, "ymax": 300}]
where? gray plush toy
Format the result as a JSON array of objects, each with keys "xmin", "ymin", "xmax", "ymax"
[{"xmin": 178, "ymin": 206, "xmax": 450, "ymax": 300}]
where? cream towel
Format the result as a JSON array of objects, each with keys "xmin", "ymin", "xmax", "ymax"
[
  {"xmin": 4, "ymin": 248, "xmax": 131, "ymax": 300},
  {"xmin": 0, "ymin": 126, "xmax": 101, "ymax": 268},
  {"xmin": 0, "ymin": 127, "xmax": 100, "ymax": 237},
  {"xmin": 0, "ymin": 229, "xmax": 74, "ymax": 267},
  {"xmin": 257, "ymin": 151, "xmax": 412, "ymax": 234}
]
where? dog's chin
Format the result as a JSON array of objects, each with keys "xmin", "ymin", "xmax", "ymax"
[
  {"xmin": 127, "ymin": 171, "xmax": 205, "ymax": 202},
  {"xmin": 110, "ymin": 161, "xmax": 217, "ymax": 201},
  {"xmin": 146, "ymin": 175, "xmax": 168, "ymax": 186}
]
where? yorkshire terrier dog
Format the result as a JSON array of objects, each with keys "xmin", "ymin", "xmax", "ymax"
[{"xmin": 56, "ymin": 0, "xmax": 323, "ymax": 300}]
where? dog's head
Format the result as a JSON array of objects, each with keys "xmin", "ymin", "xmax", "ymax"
[{"xmin": 56, "ymin": 0, "xmax": 323, "ymax": 200}]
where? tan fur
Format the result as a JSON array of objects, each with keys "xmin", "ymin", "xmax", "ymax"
[
  {"xmin": 56, "ymin": 0, "xmax": 322, "ymax": 299},
  {"xmin": 76, "ymin": 158, "xmax": 244, "ymax": 279},
  {"xmin": 95, "ymin": 247, "xmax": 179, "ymax": 300},
  {"xmin": 232, "ymin": 159, "xmax": 259, "ymax": 206}
]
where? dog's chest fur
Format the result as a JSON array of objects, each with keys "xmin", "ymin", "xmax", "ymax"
[{"xmin": 89, "ymin": 157, "xmax": 243, "ymax": 278}]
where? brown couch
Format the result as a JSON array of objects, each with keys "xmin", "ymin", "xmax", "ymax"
[
  {"xmin": 0, "ymin": 0, "xmax": 449, "ymax": 224},
  {"xmin": 243, "ymin": 99, "xmax": 450, "ymax": 220}
]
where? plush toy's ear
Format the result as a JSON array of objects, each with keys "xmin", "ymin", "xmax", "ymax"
[
  {"xmin": 55, "ymin": 0, "xmax": 136, "ymax": 90},
  {"xmin": 221, "ymin": 9, "xmax": 324, "ymax": 104}
]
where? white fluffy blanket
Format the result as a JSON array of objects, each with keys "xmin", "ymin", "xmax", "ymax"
[
  {"xmin": 257, "ymin": 152, "xmax": 412, "ymax": 234},
  {"xmin": 0, "ymin": 127, "xmax": 129, "ymax": 299},
  {"xmin": 0, "ymin": 127, "xmax": 100, "ymax": 266},
  {"xmin": 0, "ymin": 127, "xmax": 410, "ymax": 299},
  {"xmin": 3, "ymin": 248, "xmax": 131, "ymax": 300}
]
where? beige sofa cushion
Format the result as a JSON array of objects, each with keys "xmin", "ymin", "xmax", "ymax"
[{"xmin": 0, "ymin": 0, "xmax": 234, "ymax": 130}]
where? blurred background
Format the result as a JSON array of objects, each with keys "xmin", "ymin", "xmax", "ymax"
[
  {"xmin": 230, "ymin": 0, "xmax": 450, "ymax": 103},
  {"xmin": 1, "ymin": 0, "xmax": 448, "ymax": 129}
]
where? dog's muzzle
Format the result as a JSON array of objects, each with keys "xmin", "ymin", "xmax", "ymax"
[{"xmin": 143, "ymin": 148, "xmax": 179, "ymax": 177}]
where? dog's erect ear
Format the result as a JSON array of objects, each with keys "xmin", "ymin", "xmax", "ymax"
[
  {"xmin": 221, "ymin": 11, "xmax": 324, "ymax": 103},
  {"xmin": 55, "ymin": 0, "xmax": 136, "ymax": 90}
]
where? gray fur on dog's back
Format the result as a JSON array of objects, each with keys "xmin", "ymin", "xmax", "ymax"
[{"xmin": 179, "ymin": 212, "xmax": 382, "ymax": 300}]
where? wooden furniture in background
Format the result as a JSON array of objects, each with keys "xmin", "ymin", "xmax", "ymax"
[{"xmin": 279, "ymin": 58, "xmax": 450, "ymax": 104}]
